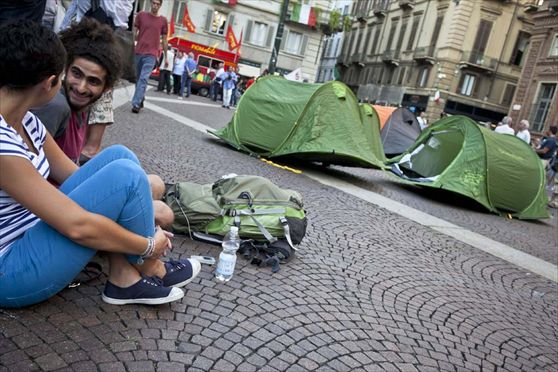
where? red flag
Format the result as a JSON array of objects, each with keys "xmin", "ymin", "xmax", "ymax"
[
  {"xmin": 228, "ymin": 0, "xmax": 237, "ymax": 5},
  {"xmin": 182, "ymin": 5, "xmax": 196, "ymax": 33},
  {"xmin": 168, "ymin": 18, "xmax": 175, "ymax": 38},
  {"xmin": 226, "ymin": 25, "xmax": 238, "ymax": 51},
  {"xmin": 234, "ymin": 28, "xmax": 243, "ymax": 63}
]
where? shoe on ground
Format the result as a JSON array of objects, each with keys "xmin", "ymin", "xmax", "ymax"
[
  {"xmin": 131, "ymin": 106, "xmax": 140, "ymax": 113},
  {"xmin": 161, "ymin": 259, "xmax": 201, "ymax": 288},
  {"xmin": 177, "ymin": 96, "xmax": 184, "ymax": 100},
  {"xmin": 102, "ymin": 276, "xmax": 183, "ymax": 305}
]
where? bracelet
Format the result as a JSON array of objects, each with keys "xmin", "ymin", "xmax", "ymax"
[{"xmin": 141, "ymin": 237, "xmax": 155, "ymax": 258}]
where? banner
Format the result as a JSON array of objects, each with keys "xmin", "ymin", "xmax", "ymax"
[
  {"xmin": 226, "ymin": 24, "xmax": 239, "ymax": 51},
  {"xmin": 182, "ymin": 5, "xmax": 196, "ymax": 33},
  {"xmin": 291, "ymin": 4, "xmax": 316, "ymax": 27}
]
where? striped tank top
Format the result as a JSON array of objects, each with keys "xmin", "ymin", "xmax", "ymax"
[{"xmin": 0, "ymin": 112, "xmax": 50, "ymax": 256}]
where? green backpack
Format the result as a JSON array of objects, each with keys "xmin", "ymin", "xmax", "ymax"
[{"xmin": 165, "ymin": 175, "xmax": 307, "ymax": 250}]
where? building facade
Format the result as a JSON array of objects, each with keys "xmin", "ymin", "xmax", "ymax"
[
  {"xmin": 339, "ymin": 0, "xmax": 538, "ymax": 123},
  {"xmin": 137, "ymin": 0, "xmax": 332, "ymax": 80},
  {"xmin": 316, "ymin": 0, "xmax": 351, "ymax": 82},
  {"xmin": 509, "ymin": 0, "xmax": 558, "ymax": 134}
]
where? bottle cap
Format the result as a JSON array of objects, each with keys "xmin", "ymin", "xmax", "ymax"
[{"xmin": 230, "ymin": 226, "xmax": 239, "ymax": 233}]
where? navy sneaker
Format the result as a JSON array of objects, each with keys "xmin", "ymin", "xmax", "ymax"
[
  {"xmin": 102, "ymin": 276, "xmax": 184, "ymax": 305},
  {"xmin": 161, "ymin": 259, "xmax": 201, "ymax": 288}
]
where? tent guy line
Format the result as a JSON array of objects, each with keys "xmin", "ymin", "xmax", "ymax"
[{"xmin": 140, "ymin": 100, "xmax": 558, "ymax": 283}]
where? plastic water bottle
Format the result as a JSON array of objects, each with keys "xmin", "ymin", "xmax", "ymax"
[{"xmin": 215, "ymin": 226, "xmax": 241, "ymax": 282}]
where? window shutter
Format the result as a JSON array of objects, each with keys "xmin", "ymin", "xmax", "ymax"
[
  {"xmin": 205, "ymin": 9, "xmax": 212, "ymax": 31},
  {"xmin": 266, "ymin": 25, "xmax": 276, "ymax": 48},
  {"xmin": 245, "ymin": 20, "xmax": 253, "ymax": 43},
  {"xmin": 228, "ymin": 14, "xmax": 235, "ymax": 29},
  {"xmin": 473, "ymin": 20, "xmax": 492, "ymax": 54},
  {"xmin": 300, "ymin": 35, "xmax": 308, "ymax": 55},
  {"xmin": 280, "ymin": 29, "xmax": 288, "ymax": 50},
  {"xmin": 430, "ymin": 16, "xmax": 443, "ymax": 48}
]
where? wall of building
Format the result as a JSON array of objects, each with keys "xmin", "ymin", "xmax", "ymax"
[
  {"xmin": 509, "ymin": 2, "xmax": 558, "ymax": 134},
  {"xmin": 339, "ymin": 0, "xmax": 536, "ymax": 123}
]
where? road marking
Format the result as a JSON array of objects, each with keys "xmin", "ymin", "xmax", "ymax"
[
  {"xmin": 146, "ymin": 96, "xmax": 223, "ymax": 108},
  {"xmin": 142, "ymin": 101, "xmax": 558, "ymax": 283}
]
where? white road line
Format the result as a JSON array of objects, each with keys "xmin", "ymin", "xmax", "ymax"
[
  {"xmin": 146, "ymin": 96, "xmax": 223, "ymax": 108},
  {"xmin": 141, "ymin": 101, "xmax": 558, "ymax": 283}
]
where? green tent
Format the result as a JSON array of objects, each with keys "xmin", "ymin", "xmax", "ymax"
[
  {"xmin": 209, "ymin": 76, "xmax": 386, "ymax": 168},
  {"xmin": 389, "ymin": 115, "xmax": 549, "ymax": 219}
]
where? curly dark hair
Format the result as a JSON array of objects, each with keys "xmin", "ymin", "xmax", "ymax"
[
  {"xmin": 0, "ymin": 20, "xmax": 66, "ymax": 90},
  {"xmin": 59, "ymin": 18, "xmax": 122, "ymax": 89}
]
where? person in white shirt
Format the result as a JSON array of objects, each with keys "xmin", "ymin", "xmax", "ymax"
[
  {"xmin": 515, "ymin": 119, "xmax": 531, "ymax": 145},
  {"xmin": 61, "ymin": 0, "xmax": 134, "ymax": 30},
  {"xmin": 157, "ymin": 46, "xmax": 174, "ymax": 94},
  {"xmin": 417, "ymin": 111, "xmax": 428, "ymax": 131},
  {"xmin": 172, "ymin": 51, "xmax": 186, "ymax": 95},
  {"xmin": 494, "ymin": 116, "xmax": 515, "ymax": 135}
]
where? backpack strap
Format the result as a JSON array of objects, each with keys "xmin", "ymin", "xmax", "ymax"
[{"xmin": 280, "ymin": 217, "xmax": 297, "ymax": 251}]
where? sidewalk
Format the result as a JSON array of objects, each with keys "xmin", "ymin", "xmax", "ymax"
[{"xmin": 1, "ymin": 95, "xmax": 557, "ymax": 371}]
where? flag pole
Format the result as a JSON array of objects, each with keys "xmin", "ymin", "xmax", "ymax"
[{"xmin": 269, "ymin": 0, "xmax": 290, "ymax": 74}]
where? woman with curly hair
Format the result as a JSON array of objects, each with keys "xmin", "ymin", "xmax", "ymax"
[{"xmin": 0, "ymin": 20, "xmax": 200, "ymax": 308}]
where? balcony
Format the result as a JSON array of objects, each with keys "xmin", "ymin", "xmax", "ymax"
[
  {"xmin": 350, "ymin": 52, "xmax": 364, "ymax": 64},
  {"xmin": 354, "ymin": 11, "xmax": 367, "ymax": 22},
  {"xmin": 399, "ymin": 0, "xmax": 416, "ymax": 10},
  {"xmin": 413, "ymin": 46, "xmax": 436, "ymax": 65},
  {"xmin": 373, "ymin": 1, "xmax": 389, "ymax": 17},
  {"xmin": 459, "ymin": 51, "xmax": 497, "ymax": 73},
  {"xmin": 524, "ymin": 1, "xmax": 540, "ymax": 12},
  {"xmin": 382, "ymin": 50, "xmax": 400, "ymax": 65}
]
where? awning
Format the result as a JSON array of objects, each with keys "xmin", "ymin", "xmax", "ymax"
[{"xmin": 237, "ymin": 63, "xmax": 261, "ymax": 78}]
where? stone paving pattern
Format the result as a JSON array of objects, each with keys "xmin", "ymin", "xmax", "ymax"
[{"xmin": 1, "ymin": 92, "xmax": 557, "ymax": 371}]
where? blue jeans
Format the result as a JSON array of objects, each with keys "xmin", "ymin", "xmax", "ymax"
[
  {"xmin": 180, "ymin": 73, "xmax": 192, "ymax": 97},
  {"xmin": 132, "ymin": 54, "xmax": 157, "ymax": 108},
  {"xmin": 0, "ymin": 145, "xmax": 155, "ymax": 308}
]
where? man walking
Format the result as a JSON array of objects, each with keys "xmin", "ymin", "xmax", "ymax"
[
  {"xmin": 212, "ymin": 62, "xmax": 224, "ymax": 102},
  {"xmin": 131, "ymin": 0, "xmax": 167, "ymax": 113},
  {"xmin": 179, "ymin": 52, "xmax": 197, "ymax": 99}
]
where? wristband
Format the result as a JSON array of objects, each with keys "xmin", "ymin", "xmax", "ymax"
[{"xmin": 141, "ymin": 237, "xmax": 155, "ymax": 258}]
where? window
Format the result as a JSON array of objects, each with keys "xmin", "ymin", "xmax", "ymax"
[
  {"xmin": 334, "ymin": 39, "xmax": 340, "ymax": 56},
  {"xmin": 510, "ymin": 31, "xmax": 530, "ymax": 66},
  {"xmin": 395, "ymin": 20, "xmax": 407, "ymax": 52},
  {"xmin": 250, "ymin": 22, "xmax": 269, "ymax": 46},
  {"xmin": 283, "ymin": 30, "xmax": 308, "ymax": 55},
  {"xmin": 501, "ymin": 84, "xmax": 516, "ymax": 106},
  {"xmin": 397, "ymin": 67, "xmax": 406, "ymax": 85},
  {"xmin": 207, "ymin": 10, "xmax": 229, "ymax": 36},
  {"xmin": 472, "ymin": 19, "xmax": 492, "ymax": 55},
  {"xmin": 431, "ymin": 16, "xmax": 444, "ymax": 48},
  {"xmin": 532, "ymin": 83, "xmax": 557, "ymax": 132},
  {"xmin": 370, "ymin": 26, "xmax": 381, "ymax": 55},
  {"xmin": 386, "ymin": 19, "xmax": 398, "ymax": 51},
  {"xmin": 550, "ymin": 34, "xmax": 558, "ymax": 57},
  {"xmin": 417, "ymin": 67, "xmax": 430, "ymax": 87},
  {"xmin": 459, "ymin": 73, "xmax": 476, "ymax": 96},
  {"xmin": 406, "ymin": 16, "xmax": 420, "ymax": 50}
]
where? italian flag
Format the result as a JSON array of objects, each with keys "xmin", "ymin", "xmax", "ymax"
[{"xmin": 292, "ymin": 4, "xmax": 317, "ymax": 27}]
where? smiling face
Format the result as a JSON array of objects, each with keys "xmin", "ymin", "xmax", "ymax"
[{"xmin": 63, "ymin": 57, "xmax": 107, "ymax": 112}]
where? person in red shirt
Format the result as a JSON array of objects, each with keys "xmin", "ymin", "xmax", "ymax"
[
  {"xmin": 131, "ymin": 0, "xmax": 168, "ymax": 113},
  {"xmin": 245, "ymin": 77, "xmax": 256, "ymax": 90}
]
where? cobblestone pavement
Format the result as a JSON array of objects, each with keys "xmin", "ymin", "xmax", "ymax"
[{"xmin": 1, "ymin": 91, "xmax": 557, "ymax": 371}]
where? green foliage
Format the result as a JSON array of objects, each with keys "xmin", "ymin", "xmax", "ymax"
[
  {"xmin": 329, "ymin": 9, "xmax": 341, "ymax": 31},
  {"xmin": 343, "ymin": 15, "xmax": 352, "ymax": 32}
]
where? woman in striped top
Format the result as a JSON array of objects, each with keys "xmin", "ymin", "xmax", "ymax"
[{"xmin": 0, "ymin": 21, "xmax": 199, "ymax": 308}]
